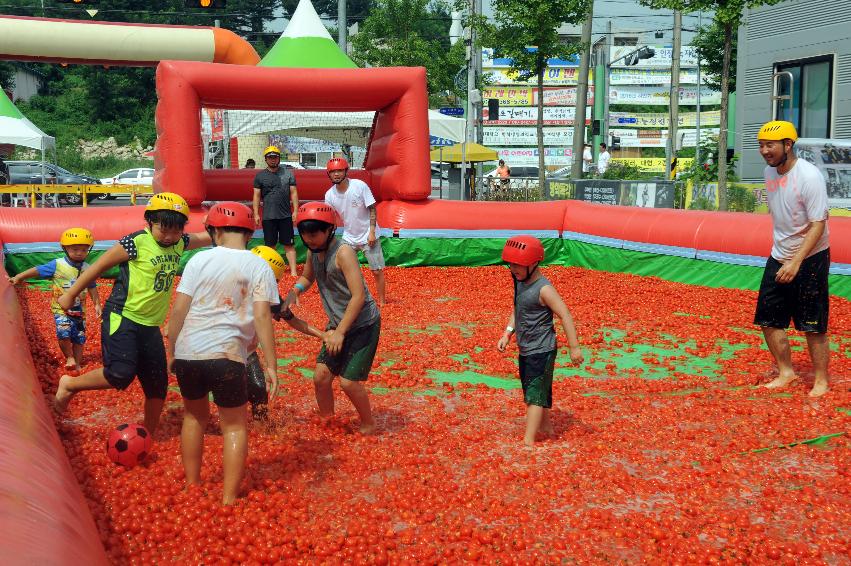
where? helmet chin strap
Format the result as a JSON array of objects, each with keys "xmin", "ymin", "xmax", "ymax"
[
  {"xmin": 206, "ymin": 226, "xmax": 217, "ymax": 247},
  {"xmin": 329, "ymin": 170, "xmax": 348, "ymax": 185},
  {"xmin": 511, "ymin": 263, "xmax": 537, "ymax": 283},
  {"xmin": 301, "ymin": 228, "xmax": 336, "ymax": 253}
]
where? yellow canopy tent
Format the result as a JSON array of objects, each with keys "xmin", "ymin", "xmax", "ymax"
[{"xmin": 429, "ymin": 142, "xmax": 498, "ymax": 163}]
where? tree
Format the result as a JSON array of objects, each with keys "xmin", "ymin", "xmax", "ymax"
[
  {"xmin": 351, "ymin": 0, "xmax": 465, "ymax": 105},
  {"xmin": 691, "ymin": 18, "xmax": 737, "ymax": 93},
  {"xmin": 470, "ymin": 0, "xmax": 588, "ymax": 188},
  {"xmin": 639, "ymin": 0, "xmax": 781, "ymax": 210},
  {"xmin": 284, "ymin": 0, "xmax": 373, "ymax": 22}
]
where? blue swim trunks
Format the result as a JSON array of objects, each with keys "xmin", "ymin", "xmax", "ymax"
[{"xmin": 54, "ymin": 313, "xmax": 86, "ymax": 345}]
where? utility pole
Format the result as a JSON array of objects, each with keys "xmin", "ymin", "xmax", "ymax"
[
  {"xmin": 695, "ymin": 10, "xmax": 702, "ymax": 168},
  {"xmin": 571, "ymin": 3, "xmax": 594, "ymax": 179},
  {"xmin": 602, "ymin": 19, "xmax": 612, "ymax": 157},
  {"xmin": 338, "ymin": 0, "xmax": 347, "ymax": 52},
  {"xmin": 666, "ymin": 10, "xmax": 681, "ymax": 180}
]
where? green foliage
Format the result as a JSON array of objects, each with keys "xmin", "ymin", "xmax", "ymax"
[
  {"xmin": 726, "ymin": 183, "xmax": 757, "ymax": 212},
  {"xmin": 284, "ymin": 0, "xmax": 373, "ymax": 21},
  {"xmin": 471, "ymin": 0, "xmax": 588, "ymax": 82},
  {"xmin": 0, "ymin": 63, "xmax": 16, "ymax": 90},
  {"xmin": 691, "ymin": 19, "xmax": 736, "ymax": 92},
  {"xmin": 598, "ymin": 161, "xmax": 659, "ymax": 181},
  {"xmin": 351, "ymin": 0, "xmax": 465, "ymax": 104}
]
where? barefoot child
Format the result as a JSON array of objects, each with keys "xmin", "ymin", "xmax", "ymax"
[
  {"xmin": 167, "ymin": 203, "xmax": 279, "ymax": 505},
  {"xmin": 246, "ymin": 245, "xmax": 325, "ymax": 421},
  {"xmin": 497, "ymin": 236, "xmax": 583, "ymax": 446},
  {"xmin": 9, "ymin": 228, "xmax": 101, "ymax": 372},
  {"xmin": 284, "ymin": 202, "xmax": 380, "ymax": 434},
  {"xmin": 54, "ymin": 193, "xmax": 211, "ymax": 435}
]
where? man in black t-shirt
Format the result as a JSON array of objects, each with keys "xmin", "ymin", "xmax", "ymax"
[{"xmin": 253, "ymin": 145, "xmax": 299, "ymax": 277}]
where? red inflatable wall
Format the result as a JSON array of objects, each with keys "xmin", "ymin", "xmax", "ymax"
[
  {"xmin": 0, "ymin": 264, "xmax": 109, "ymax": 565},
  {"xmin": 203, "ymin": 169, "xmax": 374, "ymax": 202},
  {"xmin": 154, "ymin": 62, "xmax": 430, "ymax": 206},
  {"xmin": 379, "ymin": 199, "xmax": 569, "ymax": 233}
]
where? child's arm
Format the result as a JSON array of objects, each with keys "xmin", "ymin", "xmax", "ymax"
[
  {"xmin": 166, "ymin": 292, "xmax": 192, "ymax": 373},
  {"xmin": 497, "ymin": 309, "xmax": 517, "ymax": 352},
  {"xmin": 325, "ymin": 245, "xmax": 366, "ymax": 355},
  {"xmin": 8, "ymin": 267, "xmax": 40, "ymax": 285},
  {"xmin": 185, "ymin": 230, "xmax": 213, "ymax": 251},
  {"xmin": 86, "ymin": 286, "xmax": 102, "ymax": 317},
  {"xmin": 59, "ymin": 244, "xmax": 129, "ymax": 311},
  {"xmin": 279, "ymin": 307, "xmax": 324, "ymax": 339},
  {"xmin": 283, "ymin": 250, "xmax": 315, "ymax": 310},
  {"xmin": 539, "ymin": 285, "xmax": 583, "ymax": 364},
  {"xmin": 253, "ymin": 300, "xmax": 279, "ymax": 403}
]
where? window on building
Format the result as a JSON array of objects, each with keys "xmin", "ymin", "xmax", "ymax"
[{"xmin": 774, "ymin": 56, "xmax": 833, "ymax": 138}]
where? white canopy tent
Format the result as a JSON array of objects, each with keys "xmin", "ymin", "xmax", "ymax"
[
  {"xmin": 203, "ymin": 109, "xmax": 466, "ymax": 150},
  {"xmin": 0, "ymin": 115, "xmax": 56, "ymax": 152}
]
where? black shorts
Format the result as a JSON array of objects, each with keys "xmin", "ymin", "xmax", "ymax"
[
  {"xmin": 173, "ymin": 358, "xmax": 248, "ymax": 408},
  {"xmin": 262, "ymin": 218, "xmax": 294, "ymax": 247},
  {"xmin": 102, "ymin": 310, "xmax": 168, "ymax": 399},
  {"xmin": 519, "ymin": 350, "xmax": 556, "ymax": 408},
  {"xmin": 317, "ymin": 318, "xmax": 381, "ymax": 382},
  {"xmin": 754, "ymin": 248, "xmax": 830, "ymax": 333}
]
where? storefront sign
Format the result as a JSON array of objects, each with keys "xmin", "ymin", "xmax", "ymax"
[
  {"xmin": 482, "ymin": 106, "xmax": 591, "ymax": 126},
  {"xmin": 609, "ymin": 85, "xmax": 721, "ymax": 105},
  {"xmin": 483, "ymin": 127, "xmax": 575, "ymax": 146}
]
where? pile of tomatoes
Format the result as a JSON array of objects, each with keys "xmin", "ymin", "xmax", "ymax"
[{"xmin": 19, "ymin": 266, "xmax": 851, "ymax": 564}]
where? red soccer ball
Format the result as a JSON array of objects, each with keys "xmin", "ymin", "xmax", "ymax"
[{"xmin": 106, "ymin": 423, "xmax": 152, "ymax": 468}]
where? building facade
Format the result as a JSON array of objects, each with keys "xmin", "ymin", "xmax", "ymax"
[{"xmin": 735, "ymin": 0, "xmax": 851, "ymax": 181}]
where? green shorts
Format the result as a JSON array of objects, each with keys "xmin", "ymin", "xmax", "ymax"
[
  {"xmin": 317, "ymin": 318, "xmax": 380, "ymax": 382},
  {"xmin": 518, "ymin": 350, "xmax": 556, "ymax": 408}
]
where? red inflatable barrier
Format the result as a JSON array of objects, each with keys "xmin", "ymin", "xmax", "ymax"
[
  {"xmin": 693, "ymin": 211, "xmax": 774, "ymax": 257},
  {"xmin": 0, "ymin": 264, "xmax": 109, "ymax": 565},
  {"xmin": 154, "ymin": 61, "xmax": 430, "ymax": 205},
  {"xmin": 203, "ymin": 168, "xmax": 374, "ymax": 202},
  {"xmin": 0, "ymin": 206, "xmax": 209, "ymax": 244},
  {"xmin": 378, "ymin": 199, "xmax": 569, "ymax": 233}
]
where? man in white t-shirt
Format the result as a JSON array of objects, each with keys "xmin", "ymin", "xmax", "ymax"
[
  {"xmin": 597, "ymin": 142, "xmax": 611, "ymax": 175},
  {"xmin": 167, "ymin": 202, "xmax": 279, "ymax": 504},
  {"xmin": 754, "ymin": 121, "xmax": 831, "ymax": 398},
  {"xmin": 582, "ymin": 144, "xmax": 593, "ymax": 175},
  {"xmin": 324, "ymin": 157, "xmax": 387, "ymax": 305}
]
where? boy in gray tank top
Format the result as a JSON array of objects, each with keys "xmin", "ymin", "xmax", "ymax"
[
  {"xmin": 497, "ymin": 236, "xmax": 583, "ymax": 447},
  {"xmin": 284, "ymin": 203, "xmax": 380, "ymax": 434}
]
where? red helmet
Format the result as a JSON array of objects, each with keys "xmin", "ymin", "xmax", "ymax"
[
  {"xmin": 297, "ymin": 202, "xmax": 336, "ymax": 226},
  {"xmin": 326, "ymin": 157, "xmax": 350, "ymax": 172},
  {"xmin": 502, "ymin": 236, "xmax": 544, "ymax": 266},
  {"xmin": 205, "ymin": 202, "xmax": 254, "ymax": 231}
]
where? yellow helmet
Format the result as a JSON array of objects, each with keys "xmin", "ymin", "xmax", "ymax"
[
  {"xmin": 251, "ymin": 245, "xmax": 286, "ymax": 281},
  {"xmin": 263, "ymin": 145, "xmax": 281, "ymax": 157},
  {"xmin": 60, "ymin": 228, "xmax": 94, "ymax": 248},
  {"xmin": 146, "ymin": 192, "xmax": 189, "ymax": 218},
  {"xmin": 757, "ymin": 121, "xmax": 798, "ymax": 142}
]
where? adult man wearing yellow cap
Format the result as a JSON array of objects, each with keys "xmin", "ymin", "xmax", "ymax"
[
  {"xmin": 252, "ymin": 145, "xmax": 299, "ymax": 277},
  {"xmin": 755, "ymin": 121, "xmax": 831, "ymax": 397}
]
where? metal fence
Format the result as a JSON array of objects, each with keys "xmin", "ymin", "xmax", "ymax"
[
  {"xmin": 0, "ymin": 184, "xmax": 152, "ymax": 207},
  {"xmin": 472, "ymin": 177, "xmax": 544, "ymax": 202}
]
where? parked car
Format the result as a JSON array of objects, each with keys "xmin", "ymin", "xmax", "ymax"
[
  {"xmin": 6, "ymin": 161, "xmax": 101, "ymax": 205},
  {"xmin": 430, "ymin": 162, "xmax": 450, "ymax": 191},
  {"xmin": 99, "ymin": 167, "xmax": 154, "ymax": 199},
  {"xmin": 483, "ymin": 165, "xmax": 541, "ymax": 179}
]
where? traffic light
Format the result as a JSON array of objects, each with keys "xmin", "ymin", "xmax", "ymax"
[
  {"xmin": 625, "ymin": 47, "xmax": 655, "ymax": 66},
  {"xmin": 610, "ymin": 135, "xmax": 621, "ymax": 151},
  {"xmin": 185, "ymin": 0, "xmax": 226, "ymax": 7},
  {"xmin": 56, "ymin": 0, "xmax": 99, "ymax": 3},
  {"xmin": 487, "ymin": 99, "xmax": 499, "ymax": 121},
  {"xmin": 592, "ymin": 120, "xmax": 601, "ymax": 136}
]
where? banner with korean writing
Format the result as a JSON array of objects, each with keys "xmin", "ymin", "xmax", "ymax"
[
  {"xmin": 609, "ymin": 127, "xmax": 720, "ymax": 148},
  {"xmin": 609, "ymin": 68, "xmax": 701, "ymax": 85},
  {"xmin": 610, "ymin": 45, "xmax": 699, "ymax": 68},
  {"xmin": 495, "ymin": 147, "xmax": 573, "ymax": 166},
  {"xmin": 548, "ymin": 179, "xmax": 676, "ymax": 208},
  {"xmin": 482, "ymin": 106, "xmax": 591, "ymax": 126},
  {"xmin": 609, "ymin": 85, "xmax": 721, "ymax": 105},
  {"xmin": 483, "ymin": 67, "xmax": 592, "ymax": 86},
  {"xmin": 482, "ymin": 86, "xmax": 594, "ymax": 107},
  {"xmin": 483, "ymin": 127, "xmax": 575, "ymax": 146},
  {"xmin": 609, "ymin": 110, "xmax": 721, "ymax": 128},
  {"xmin": 611, "ymin": 157, "xmax": 694, "ymax": 173}
]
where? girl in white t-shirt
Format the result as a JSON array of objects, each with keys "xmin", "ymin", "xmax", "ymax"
[{"xmin": 167, "ymin": 202, "xmax": 279, "ymax": 505}]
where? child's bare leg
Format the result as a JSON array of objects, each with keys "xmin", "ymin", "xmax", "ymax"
[
  {"xmin": 372, "ymin": 269, "xmax": 386, "ymax": 306},
  {"xmin": 313, "ymin": 363, "xmax": 335, "ymax": 417},
  {"xmin": 57, "ymin": 339, "xmax": 76, "ymax": 369},
  {"xmin": 54, "ymin": 368, "xmax": 111, "ymax": 412},
  {"xmin": 218, "ymin": 404, "xmax": 248, "ymax": 505},
  {"xmin": 339, "ymin": 377, "xmax": 375, "ymax": 434},
  {"xmin": 284, "ymin": 244, "xmax": 298, "ymax": 277},
  {"xmin": 144, "ymin": 398, "xmax": 165, "ymax": 436},
  {"xmin": 524, "ymin": 405, "xmax": 545, "ymax": 446},
  {"xmin": 181, "ymin": 398, "xmax": 210, "ymax": 488},
  {"xmin": 761, "ymin": 327, "xmax": 798, "ymax": 388},
  {"xmin": 72, "ymin": 343, "xmax": 83, "ymax": 371},
  {"xmin": 540, "ymin": 409, "xmax": 554, "ymax": 436}
]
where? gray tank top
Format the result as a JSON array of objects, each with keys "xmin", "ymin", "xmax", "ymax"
[
  {"xmin": 514, "ymin": 276, "xmax": 557, "ymax": 356},
  {"xmin": 312, "ymin": 239, "xmax": 380, "ymax": 331}
]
